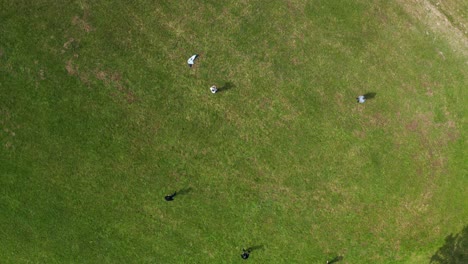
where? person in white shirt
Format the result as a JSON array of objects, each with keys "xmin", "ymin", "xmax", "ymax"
[
  {"xmin": 187, "ymin": 54, "xmax": 198, "ymax": 67},
  {"xmin": 210, "ymin": 85, "xmax": 218, "ymax": 94},
  {"xmin": 356, "ymin": 95, "xmax": 366, "ymax": 103}
]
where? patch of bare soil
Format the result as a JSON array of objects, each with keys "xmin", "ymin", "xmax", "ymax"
[
  {"xmin": 63, "ymin": 38, "xmax": 74, "ymax": 49},
  {"xmin": 397, "ymin": 0, "xmax": 468, "ymax": 57},
  {"xmin": 71, "ymin": 9, "xmax": 93, "ymax": 33},
  {"xmin": 65, "ymin": 59, "xmax": 77, "ymax": 76}
]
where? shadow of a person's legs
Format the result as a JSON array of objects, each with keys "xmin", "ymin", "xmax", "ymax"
[
  {"xmin": 247, "ymin": 245, "xmax": 264, "ymax": 251},
  {"xmin": 220, "ymin": 82, "xmax": 235, "ymax": 92},
  {"xmin": 363, "ymin": 92, "xmax": 376, "ymax": 99},
  {"xmin": 177, "ymin": 187, "xmax": 192, "ymax": 195}
]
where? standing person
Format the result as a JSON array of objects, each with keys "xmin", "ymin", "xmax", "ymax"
[
  {"xmin": 241, "ymin": 248, "xmax": 251, "ymax": 260},
  {"xmin": 164, "ymin": 192, "xmax": 177, "ymax": 201},
  {"xmin": 187, "ymin": 54, "xmax": 198, "ymax": 67},
  {"xmin": 356, "ymin": 95, "xmax": 366, "ymax": 103},
  {"xmin": 210, "ymin": 85, "xmax": 218, "ymax": 94}
]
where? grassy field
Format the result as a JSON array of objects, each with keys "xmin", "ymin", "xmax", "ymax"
[{"xmin": 1, "ymin": 0, "xmax": 466, "ymax": 263}]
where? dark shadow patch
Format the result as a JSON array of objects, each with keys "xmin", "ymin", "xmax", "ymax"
[
  {"xmin": 363, "ymin": 92, "xmax": 377, "ymax": 99},
  {"xmin": 164, "ymin": 187, "xmax": 193, "ymax": 201},
  {"xmin": 177, "ymin": 187, "xmax": 193, "ymax": 195},
  {"xmin": 246, "ymin": 245, "xmax": 264, "ymax": 252},
  {"xmin": 219, "ymin": 81, "xmax": 235, "ymax": 93},
  {"xmin": 430, "ymin": 225, "xmax": 468, "ymax": 264}
]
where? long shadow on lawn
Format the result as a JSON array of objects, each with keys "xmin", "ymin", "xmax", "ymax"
[
  {"xmin": 430, "ymin": 225, "xmax": 468, "ymax": 264},
  {"xmin": 219, "ymin": 81, "xmax": 235, "ymax": 93},
  {"xmin": 164, "ymin": 188, "xmax": 192, "ymax": 201},
  {"xmin": 363, "ymin": 92, "xmax": 377, "ymax": 100},
  {"xmin": 177, "ymin": 187, "xmax": 193, "ymax": 195},
  {"xmin": 246, "ymin": 245, "xmax": 264, "ymax": 251}
]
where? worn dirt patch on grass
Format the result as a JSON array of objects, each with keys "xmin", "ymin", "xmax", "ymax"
[
  {"xmin": 72, "ymin": 9, "xmax": 93, "ymax": 33},
  {"xmin": 65, "ymin": 59, "xmax": 77, "ymax": 76},
  {"xmin": 63, "ymin": 38, "xmax": 75, "ymax": 49}
]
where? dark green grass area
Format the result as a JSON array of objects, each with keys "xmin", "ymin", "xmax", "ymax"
[{"xmin": 0, "ymin": 0, "xmax": 466, "ymax": 263}]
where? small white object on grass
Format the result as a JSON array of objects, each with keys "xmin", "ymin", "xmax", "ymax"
[
  {"xmin": 210, "ymin": 85, "xmax": 218, "ymax": 94},
  {"xmin": 357, "ymin": 95, "xmax": 366, "ymax": 103},
  {"xmin": 187, "ymin": 54, "xmax": 198, "ymax": 67}
]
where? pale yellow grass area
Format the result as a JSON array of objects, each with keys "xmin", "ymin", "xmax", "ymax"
[
  {"xmin": 429, "ymin": 0, "xmax": 468, "ymax": 34},
  {"xmin": 397, "ymin": 0, "xmax": 468, "ymax": 57}
]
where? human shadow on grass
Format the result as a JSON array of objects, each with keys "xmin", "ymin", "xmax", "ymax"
[
  {"xmin": 177, "ymin": 187, "xmax": 193, "ymax": 195},
  {"xmin": 430, "ymin": 225, "xmax": 468, "ymax": 264},
  {"xmin": 219, "ymin": 81, "xmax": 235, "ymax": 93},
  {"xmin": 246, "ymin": 245, "xmax": 264, "ymax": 251},
  {"xmin": 326, "ymin": 256, "xmax": 343, "ymax": 264},
  {"xmin": 164, "ymin": 187, "xmax": 192, "ymax": 201},
  {"xmin": 363, "ymin": 92, "xmax": 377, "ymax": 100}
]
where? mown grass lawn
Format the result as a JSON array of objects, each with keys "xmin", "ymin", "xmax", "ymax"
[{"xmin": 0, "ymin": 0, "xmax": 466, "ymax": 263}]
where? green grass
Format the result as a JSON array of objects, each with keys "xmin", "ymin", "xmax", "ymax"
[{"xmin": 0, "ymin": 0, "xmax": 466, "ymax": 263}]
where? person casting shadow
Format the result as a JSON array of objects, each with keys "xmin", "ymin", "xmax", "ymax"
[
  {"xmin": 164, "ymin": 192, "xmax": 177, "ymax": 201},
  {"xmin": 241, "ymin": 248, "xmax": 251, "ymax": 260},
  {"xmin": 165, "ymin": 188, "xmax": 193, "ymax": 201}
]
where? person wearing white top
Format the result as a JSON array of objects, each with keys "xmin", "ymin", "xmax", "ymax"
[
  {"xmin": 356, "ymin": 95, "xmax": 366, "ymax": 103},
  {"xmin": 210, "ymin": 85, "xmax": 218, "ymax": 94},
  {"xmin": 187, "ymin": 54, "xmax": 198, "ymax": 67}
]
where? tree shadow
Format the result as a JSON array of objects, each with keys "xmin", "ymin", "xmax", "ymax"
[
  {"xmin": 430, "ymin": 225, "xmax": 468, "ymax": 264},
  {"xmin": 363, "ymin": 92, "xmax": 377, "ymax": 99},
  {"xmin": 219, "ymin": 82, "xmax": 235, "ymax": 93},
  {"xmin": 327, "ymin": 256, "xmax": 343, "ymax": 263}
]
